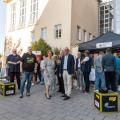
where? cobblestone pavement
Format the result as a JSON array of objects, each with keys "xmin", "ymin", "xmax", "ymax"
[{"xmin": 0, "ymin": 84, "xmax": 119, "ymax": 120}]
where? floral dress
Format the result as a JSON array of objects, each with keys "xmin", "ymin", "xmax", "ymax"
[{"xmin": 44, "ymin": 58, "xmax": 55, "ymax": 86}]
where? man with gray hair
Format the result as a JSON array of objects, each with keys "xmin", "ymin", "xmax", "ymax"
[{"xmin": 61, "ymin": 47, "xmax": 75, "ymax": 100}]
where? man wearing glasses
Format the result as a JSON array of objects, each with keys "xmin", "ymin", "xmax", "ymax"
[
  {"xmin": 19, "ymin": 47, "xmax": 37, "ymax": 98},
  {"xmin": 7, "ymin": 49, "xmax": 21, "ymax": 90}
]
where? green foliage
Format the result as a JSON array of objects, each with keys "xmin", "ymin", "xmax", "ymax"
[
  {"xmin": 31, "ymin": 39, "xmax": 52, "ymax": 56},
  {"xmin": 53, "ymin": 47, "xmax": 60, "ymax": 56}
]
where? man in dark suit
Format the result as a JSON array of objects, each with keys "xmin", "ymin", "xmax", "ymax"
[
  {"xmin": 61, "ymin": 47, "xmax": 75, "ymax": 100},
  {"xmin": 81, "ymin": 50, "xmax": 92, "ymax": 93}
]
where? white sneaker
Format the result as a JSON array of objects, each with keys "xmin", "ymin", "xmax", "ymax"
[
  {"xmin": 76, "ymin": 87, "xmax": 79, "ymax": 90},
  {"xmin": 117, "ymin": 86, "xmax": 120, "ymax": 92},
  {"xmin": 95, "ymin": 90, "xmax": 99, "ymax": 92},
  {"xmin": 79, "ymin": 87, "xmax": 82, "ymax": 91},
  {"xmin": 32, "ymin": 83, "xmax": 35, "ymax": 86}
]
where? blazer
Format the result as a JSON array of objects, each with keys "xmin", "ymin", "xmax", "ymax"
[
  {"xmin": 76, "ymin": 58, "xmax": 81, "ymax": 71},
  {"xmin": 81, "ymin": 56, "xmax": 92, "ymax": 73},
  {"xmin": 61, "ymin": 54, "xmax": 75, "ymax": 75}
]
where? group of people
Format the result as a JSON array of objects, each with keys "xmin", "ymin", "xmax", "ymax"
[
  {"xmin": 95, "ymin": 48, "xmax": 120, "ymax": 92},
  {"xmin": 6, "ymin": 46, "xmax": 120, "ymax": 100}
]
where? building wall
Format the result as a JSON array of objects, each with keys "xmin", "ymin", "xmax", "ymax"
[
  {"xmin": 5, "ymin": 0, "xmax": 72, "ymax": 54},
  {"xmin": 34, "ymin": 0, "xmax": 72, "ymax": 49},
  {"xmin": 5, "ymin": 0, "xmax": 50, "ymax": 55},
  {"xmin": 71, "ymin": 0, "xmax": 99, "ymax": 49},
  {"xmin": 99, "ymin": 0, "xmax": 113, "ymax": 35},
  {"xmin": 99, "ymin": 0, "xmax": 120, "ymax": 35},
  {"xmin": 113, "ymin": 0, "xmax": 120, "ymax": 34},
  {"xmin": 5, "ymin": 0, "xmax": 98, "ymax": 56}
]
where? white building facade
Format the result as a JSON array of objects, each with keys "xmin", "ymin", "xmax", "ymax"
[
  {"xmin": 5, "ymin": 0, "xmax": 50, "ymax": 55},
  {"xmin": 113, "ymin": 0, "xmax": 120, "ymax": 34},
  {"xmin": 4, "ymin": 0, "xmax": 99, "ymax": 55},
  {"xmin": 99, "ymin": 0, "xmax": 120, "ymax": 35}
]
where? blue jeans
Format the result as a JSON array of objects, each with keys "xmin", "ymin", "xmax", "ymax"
[
  {"xmin": 76, "ymin": 69, "xmax": 84, "ymax": 90},
  {"xmin": 95, "ymin": 71, "xmax": 106, "ymax": 90},
  {"xmin": 115, "ymin": 70, "xmax": 120, "ymax": 87},
  {"xmin": 20, "ymin": 72, "xmax": 33, "ymax": 95}
]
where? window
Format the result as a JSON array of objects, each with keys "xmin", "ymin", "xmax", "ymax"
[
  {"xmin": 105, "ymin": 24, "xmax": 108, "ymax": 27},
  {"xmin": 76, "ymin": 25, "xmax": 81, "ymax": 41},
  {"xmin": 19, "ymin": 0, "xmax": 26, "ymax": 27},
  {"xmin": 83, "ymin": 30, "xmax": 87, "ymax": 42},
  {"xmin": 10, "ymin": 3, "xmax": 16, "ymax": 31},
  {"xmin": 41, "ymin": 27, "xmax": 47, "ymax": 40},
  {"xmin": 30, "ymin": 0, "xmax": 38, "ymax": 24},
  {"xmin": 31, "ymin": 31, "xmax": 35, "ymax": 41},
  {"xmin": 93, "ymin": 36, "xmax": 96, "ymax": 39},
  {"xmin": 100, "ymin": 6, "xmax": 104, "ymax": 11},
  {"xmin": 89, "ymin": 33, "xmax": 93, "ymax": 41},
  {"xmin": 100, "ymin": 10, "xmax": 104, "ymax": 15},
  {"xmin": 105, "ymin": 19, "xmax": 108, "ymax": 22},
  {"xmin": 55, "ymin": 24, "xmax": 62, "ymax": 39}
]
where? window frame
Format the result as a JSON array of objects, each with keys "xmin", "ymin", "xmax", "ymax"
[
  {"xmin": 29, "ymin": 0, "xmax": 38, "ymax": 24},
  {"xmin": 54, "ymin": 24, "xmax": 62, "ymax": 39}
]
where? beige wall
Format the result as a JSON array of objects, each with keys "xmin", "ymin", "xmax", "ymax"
[
  {"xmin": 71, "ymin": 0, "xmax": 99, "ymax": 48},
  {"xmin": 5, "ymin": 0, "xmax": 50, "ymax": 55},
  {"xmin": 34, "ymin": 0, "xmax": 72, "ymax": 49},
  {"xmin": 5, "ymin": 0, "xmax": 99, "ymax": 55}
]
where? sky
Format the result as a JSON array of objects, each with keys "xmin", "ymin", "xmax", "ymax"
[{"xmin": 0, "ymin": 0, "xmax": 6, "ymax": 55}]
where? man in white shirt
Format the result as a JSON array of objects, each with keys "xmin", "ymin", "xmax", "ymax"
[{"xmin": 61, "ymin": 47, "xmax": 75, "ymax": 100}]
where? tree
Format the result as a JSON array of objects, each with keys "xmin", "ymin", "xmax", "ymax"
[
  {"xmin": 53, "ymin": 47, "xmax": 61, "ymax": 56},
  {"xmin": 31, "ymin": 39, "xmax": 52, "ymax": 56}
]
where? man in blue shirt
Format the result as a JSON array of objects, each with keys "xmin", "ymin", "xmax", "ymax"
[{"xmin": 115, "ymin": 53, "xmax": 120, "ymax": 91}]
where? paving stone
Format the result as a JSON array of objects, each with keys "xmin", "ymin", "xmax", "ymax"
[{"xmin": 0, "ymin": 84, "xmax": 119, "ymax": 120}]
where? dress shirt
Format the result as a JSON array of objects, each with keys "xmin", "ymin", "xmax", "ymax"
[
  {"xmin": 63, "ymin": 55, "xmax": 68, "ymax": 70},
  {"xmin": 78, "ymin": 58, "xmax": 81, "ymax": 68}
]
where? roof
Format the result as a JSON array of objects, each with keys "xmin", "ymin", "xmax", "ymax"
[{"xmin": 79, "ymin": 32, "xmax": 120, "ymax": 51}]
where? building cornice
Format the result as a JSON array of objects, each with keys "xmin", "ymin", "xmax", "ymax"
[{"xmin": 3, "ymin": 0, "xmax": 13, "ymax": 3}]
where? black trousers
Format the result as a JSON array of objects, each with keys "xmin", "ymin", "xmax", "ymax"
[
  {"xmin": 9, "ymin": 72, "xmax": 21, "ymax": 90},
  {"xmin": 83, "ymin": 72, "xmax": 90, "ymax": 92},
  {"xmin": 33, "ymin": 71, "xmax": 41, "ymax": 82},
  {"xmin": 57, "ymin": 73, "xmax": 65, "ymax": 94},
  {"xmin": 105, "ymin": 71, "xmax": 116, "ymax": 92}
]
